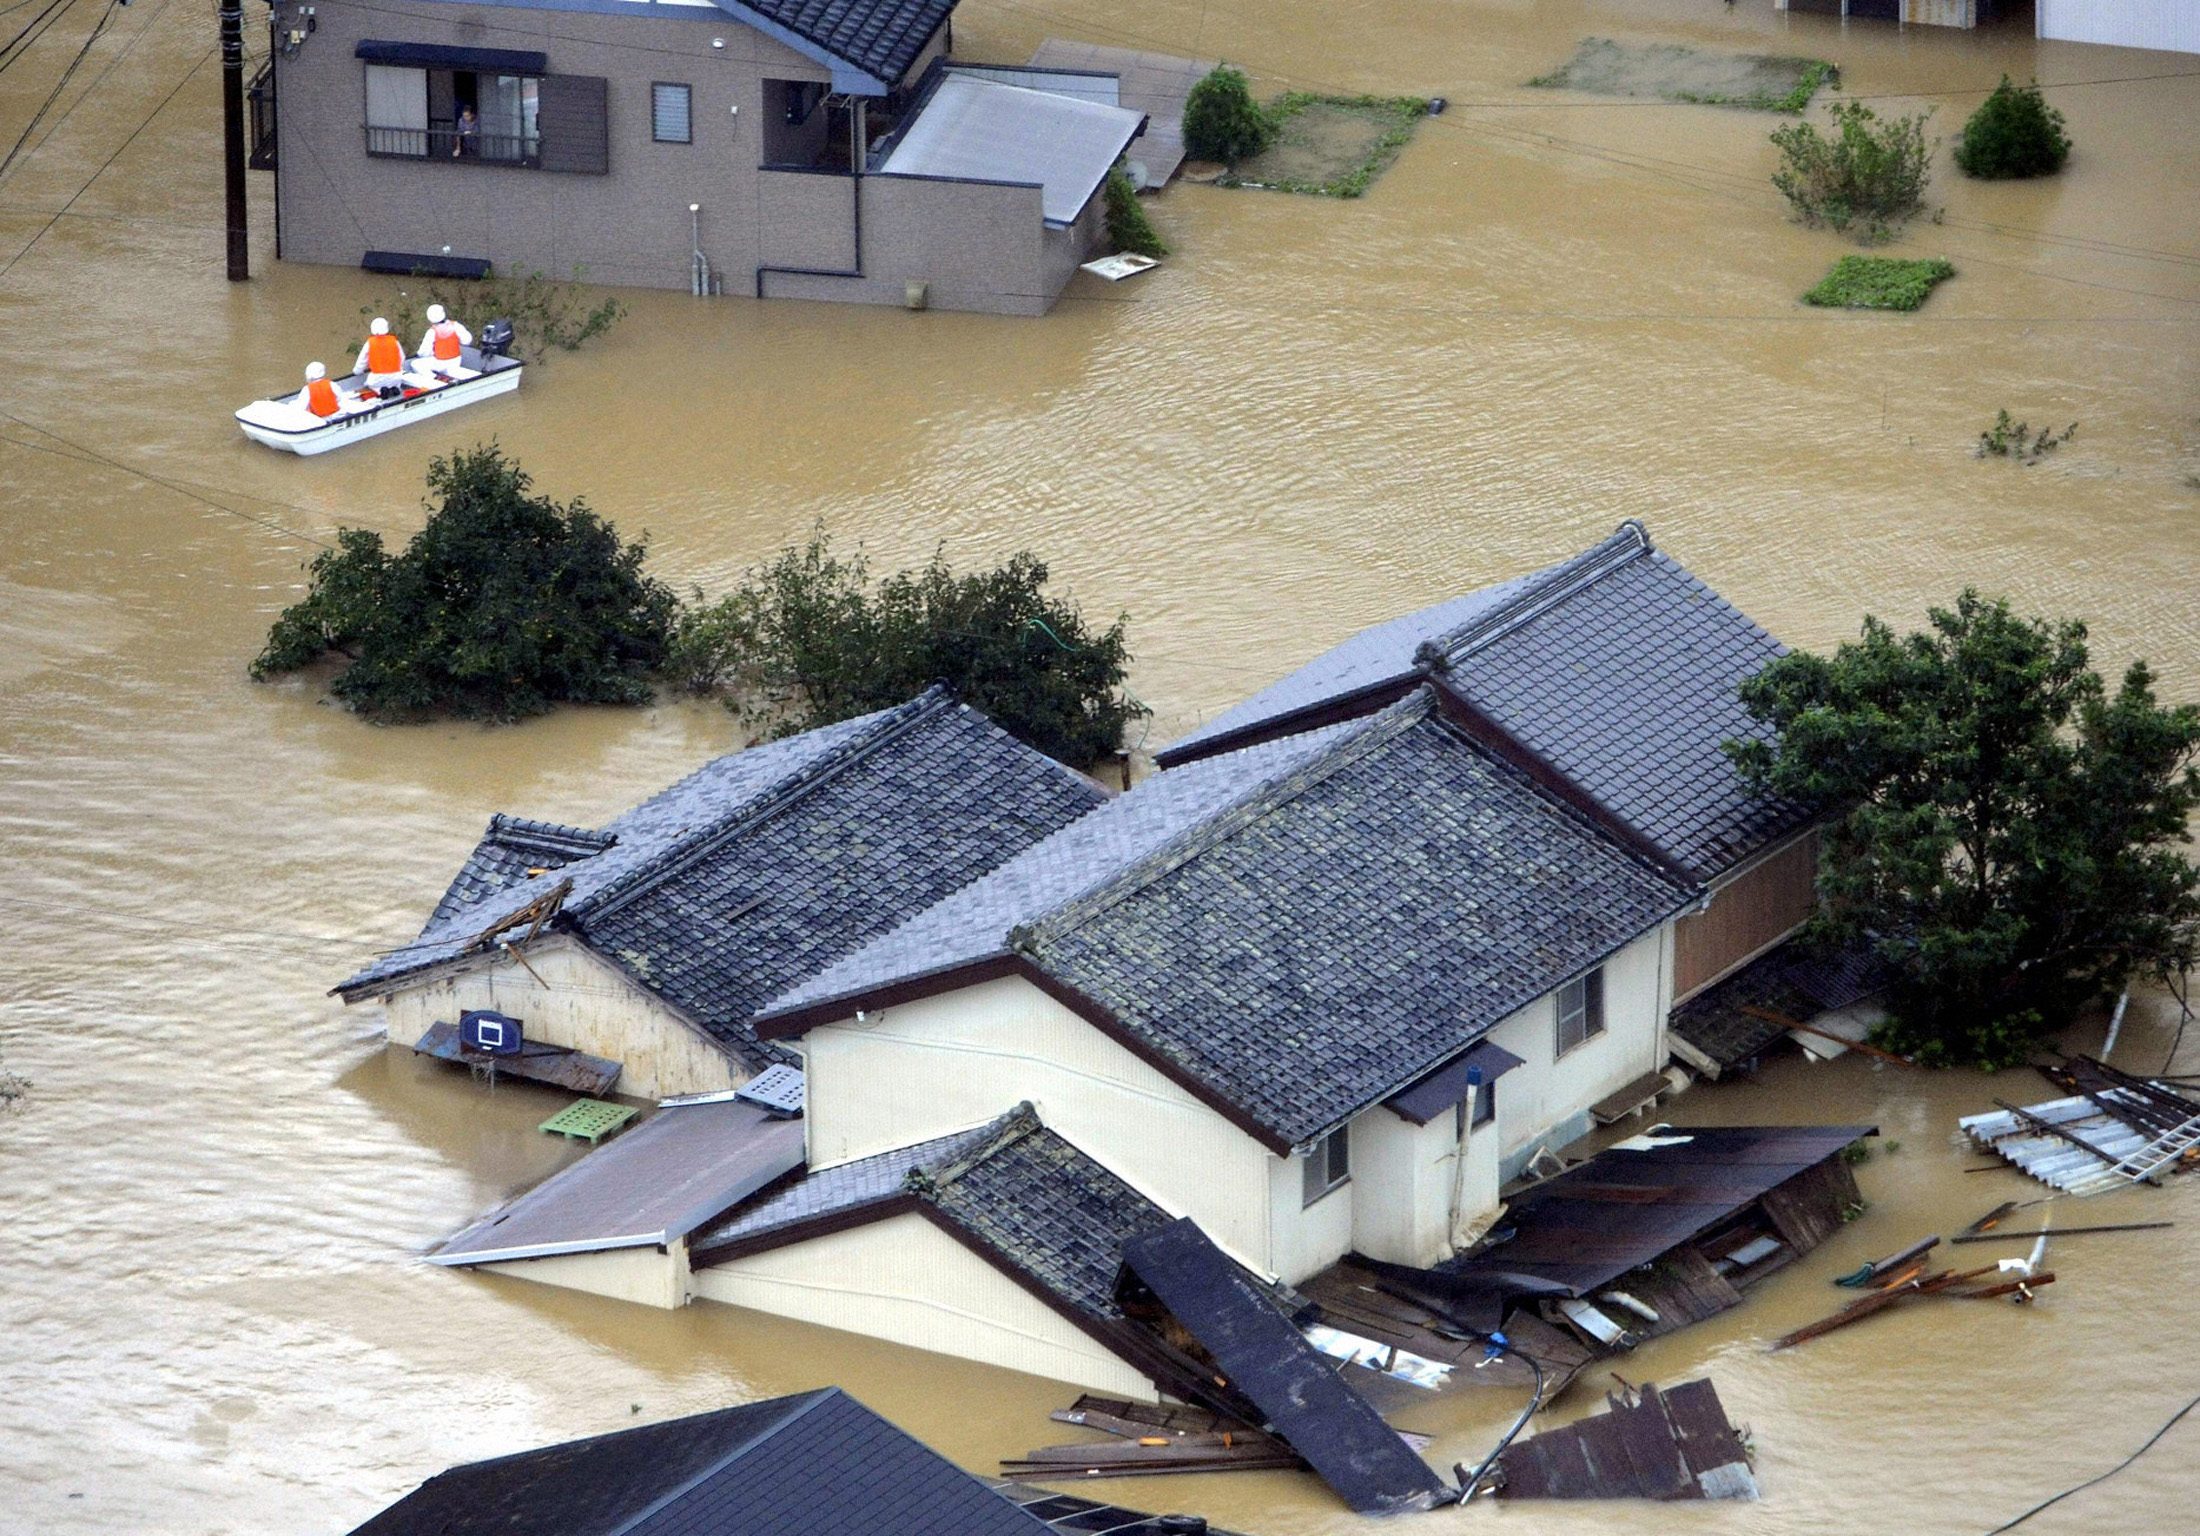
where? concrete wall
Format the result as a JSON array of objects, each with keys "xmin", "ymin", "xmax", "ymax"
[
  {"xmin": 272, "ymin": 0, "xmax": 1100, "ymax": 310},
  {"xmin": 1349, "ymin": 1102, "xmax": 1495, "ymax": 1269},
  {"xmin": 376, "ymin": 933, "xmax": 743, "ymax": 1100},
  {"xmin": 2039, "ymin": 0, "xmax": 2200, "ymax": 53},
  {"xmin": 1485, "ymin": 926, "xmax": 1672, "ymax": 1176},
  {"xmin": 799, "ymin": 975, "xmax": 1277, "ymax": 1270},
  {"xmin": 693, "ymin": 1210, "xmax": 1156, "ymax": 1396},
  {"xmin": 476, "ymin": 1239, "xmax": 688, "ymax": 1308}
]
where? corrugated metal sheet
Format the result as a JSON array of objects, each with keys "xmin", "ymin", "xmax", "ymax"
[{"xmin": 1958, "ymin": 1092, "xmax": 2200, "ymax": 1195}]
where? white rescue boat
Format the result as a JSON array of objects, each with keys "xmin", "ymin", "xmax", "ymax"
[{"xmin": 235, "ymin": 322, "xmax": 522, "ymax": 456}]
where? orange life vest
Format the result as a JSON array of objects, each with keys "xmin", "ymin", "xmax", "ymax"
[
  {"xmin": 431, "ymin": 323, "xmax": 463, "ymax": 361},
  {"xmin": 305, "ymin": 378, "xmax": 340, "ymax": 417},
  {"xmin": 365, "ymin": 333, "xmax": 403, "ymax": 375}
]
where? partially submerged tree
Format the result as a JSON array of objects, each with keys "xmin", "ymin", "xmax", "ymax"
[
  {"xmin": 253, "ymin": 445, "xmax": 678, "ymax": 721},
  {"xmin": 1105, "ymin": 164, "xmax": 1168, "ymax": 258},
  {"xmin": 669, "ymin": 530, "xmax": 1143, "ymax": 770},
  {"xmin": 1183, "ymin": 65, "xmax": 1275, "ymax": 164},
  {"xmin": 1954, "ymin": 77, "xmax": 2070, "ymax": 180},
  {"xmin": 1770, "ymin": 100, "xmax": 1933, "ymax": 242},
  {"xmin": 1728, "ymin": 592, "xmax": 2200, "ymax": 1067}
]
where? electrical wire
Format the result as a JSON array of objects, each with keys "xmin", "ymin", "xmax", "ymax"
[
  {"xmin": 1981, "ymin": 1388, "xmax": 2200, "ymax": 1533},
  {"xmin": 0, "ymin": 0, "xmax": 121, "ymax": 182},
  {"xmin": 5, "ymin": 0, "xmax": 181, "ymax": 174}
]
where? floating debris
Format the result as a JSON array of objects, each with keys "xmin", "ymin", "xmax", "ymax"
[
  {"xmin": 1958, "ymin": 1056, "xmax": 2200, "ymax": 1195},
  {"xmin": 1833, "ymin": 1234, "xmax": 1940, "ymax": 1288},
  {"xmin": 1491, "ymin": 1379, "xmax": 1756, "ymax": 1501},
  {"xmin": 1771, "ymin": 1263, "xmax": 2054, "ymax": 1351}
]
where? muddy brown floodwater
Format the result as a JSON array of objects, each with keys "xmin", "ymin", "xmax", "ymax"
[{"xmin": 3, "ymin": 0, "xmax": 2197, "ymax": 1531}]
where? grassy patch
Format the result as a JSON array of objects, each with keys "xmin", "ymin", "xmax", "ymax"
[
  {"xmin": 1802, "ymin": 255, "xmax": 1954, "ymax": 311},
  {"xmin": 1531, "ymin": 39, "xmax": 1835, "ymax": 113},
  {"xmin": 1220, "ymin": 94, "xmax": 1428, "ymax": 198}
]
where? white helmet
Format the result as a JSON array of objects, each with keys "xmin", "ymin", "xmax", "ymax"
[
  {"xmin": 370, "ymin": 317, "xmax": 390, "ymax": 335},
  {"xmin": 305, "ymin": 361, "xmax": 326, "ymax": 380},
  {"xmin": 426, "ymin": 303, "xmax": 447, "ymax": 324}
]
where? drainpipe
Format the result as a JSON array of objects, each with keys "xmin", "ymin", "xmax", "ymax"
[
  {"xmin": 689, "ymin": 202, "xmax": 711, "ymax": 296},
  {"xmin": 1445, "ymin": 1065, "xmax": 1484, "ymax": 1254}
]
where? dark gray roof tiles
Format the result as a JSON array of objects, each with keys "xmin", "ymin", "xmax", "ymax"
[
  {"xmin": 340, "ymin": 689, "xmax": 1106, "ymax": 1070},
  {"xmin": 730, "ymin": 0, "xmax": 955, "ymax": 85},
  {"xmin": 426, "ymin": 815, "xmax": 614, "ymax": 931},
  {"xmin": 1156, "ymin": 523, "xmax": 1810, "ymax": 878},
  {"xmin": 760, "ymin": 724, "xmax": 1348, "ymax": 1021},
  {"xmin": 1021, "ymin": 692, "xmax": 1694, "ymax": 1148},
  {"xmin": 345, "ymin": 1388, "xmax": 1052, "ymax": 1536},
  {"xmin": 691, "ymin": 1118, "xmax": 999, "ymax": 1258}
]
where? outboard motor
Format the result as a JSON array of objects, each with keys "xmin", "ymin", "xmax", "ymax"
[{"xmin": 478, "ymin": 318, "xmax": 515, "ymax": 359}]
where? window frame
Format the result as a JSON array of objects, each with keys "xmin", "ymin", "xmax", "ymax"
[
  {"xmin": 1301, "ymin": 1125, "xmax": 1350, "ymax": 1207},
  {"xmin": 361, "ymin": 62, "xmax": 542, "ymax": 167},
  {"xmin": 1554, "ymin": 966, "xmax": 1608, "ymax": 1058},
  {"xmin": 651, "ymin": 80, "xmax": 694, "ymax": 145}
]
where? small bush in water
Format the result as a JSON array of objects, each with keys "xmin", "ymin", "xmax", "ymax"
[
  {"xmin": 1771, "ymin": 100, "xmax": 1933, "ymax": 242},
  {"xmin": 1802, "ymin": 255, "xmax": 1955, "ymax": 311},
  {"xmin": 1955, "ymin": 77, "xmax": 2070, "ymax": 180},
  {"xmin": 358, "ymin": 269, "xmax": 624, "ymax": 361},
  {"xmin": 1976, "ymin": 409, "xmax": 2077, "ymax": 463},
  {"xmin": 1184, "ymin": 65, "xmax": 1275, "ymax": 164},
  {"xmin": 1104, "ymin": 165, "xmax": 1167, "ymax": 257}
]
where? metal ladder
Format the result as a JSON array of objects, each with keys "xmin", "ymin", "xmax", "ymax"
[{"xmin": 2109, "ymin": 1115, "xmax": 2200, "ymax": 1184}]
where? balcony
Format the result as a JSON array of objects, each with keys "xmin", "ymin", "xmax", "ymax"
[{"xmin": 363, "ymin": 123, "xmax": 541, "ymax": 167}]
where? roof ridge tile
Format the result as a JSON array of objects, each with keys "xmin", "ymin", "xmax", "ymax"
[{"xmin": 1415, "ymin": 519, "xmax": 1651, "ymax": 674}]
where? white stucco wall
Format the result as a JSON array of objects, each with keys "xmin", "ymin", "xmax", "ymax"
[
  {"xmin": 1486, "ymin": 925, "xmax": 1673, "ymax": 1171},
  {"xmin": 474, "ymin": 1240, "xmax": 689, "ymax": 1309},
  {"xmin": 799, "ymin": 976, "xmax": 1278, "ymax": 1269},
  {"xmin": 693, "ymin": 1211, "xmax": 1156, "ymax": 1397},
  {"xmin": 375, "ymin": 934, "xmax": 744, "ymax": 1101},
  {"xmin": 1348, "ymin": 1102, "xmax": 1498, "ymax": 1270},
  {"xmin": 2039, "ymin": 0, "xmax": 2200, "ymax": 53}
]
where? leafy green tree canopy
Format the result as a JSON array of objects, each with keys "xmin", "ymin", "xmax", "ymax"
[
  {"xmin": 1729, "ymin": 591, "xmax": 2200, "ymax": 1067},
  {"xmin": 252, "ymin": 444, "xmax": 677, "ymax": 721},
  {"xmin": 1183, "ymin": 65, "xmax": 1275, "ymax": 164},
  {"xmin": 669, "ymin": 530, "xmax": 1143, "ymax": 770},
  {"xmin": 1954, "ymin": 77, "xmax": 2070, "ymax": 180}
]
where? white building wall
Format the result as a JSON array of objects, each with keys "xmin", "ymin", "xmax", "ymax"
[
  {"xmin": 1349, "ymin": 1105, "xmax": 1496, "ymax": 1270},
  {"xmin": 693, "ymin": 1212, "xmax": 1157, "ymax": 1398},
  {"xmin": 475, "ymin": 1240, "xmax": 689, "ymax": 1310},
  {"xmin": 2039, "ymin": 0, "xmax": 2200, "ymax": 53},
  {"xmin": 375, "ymin": 935, "xmax": 744, "ymax": 1101},
  {"xmin": 1486, "ymin": 926, "xmax": 1672, "ymax": 1175},
  {"xmin": 1267, "ymin": 1141, "xmax": 1357, "ymax": 1285},
  {"xmin": 798, "ymin": 976, "xmax": 1278, "ymax": 1270}
]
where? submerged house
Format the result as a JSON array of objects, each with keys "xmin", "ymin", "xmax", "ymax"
[
  {"xmin": 261, "ymin": 0, "xmax": 1149, "ymax": 312},
  {"xmin": 336, "ymin": 687, "xmax": 1104, "ymax": 1098},
  {"xmin": 429, "ymin": 523, "xmax": 1834, "ymax": 1404}
]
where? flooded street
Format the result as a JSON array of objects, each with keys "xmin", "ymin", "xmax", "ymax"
[{"xmin": 3, "ymin": 0, "xmax": 2197, "ymax": 1529}]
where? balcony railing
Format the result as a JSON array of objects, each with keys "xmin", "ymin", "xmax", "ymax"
[
  {"xmin": 247, "ymin": 61, "xmax": 276, "ymax": 170},
  {"xmin": 364, "ymin": 124, "xmax": 541, "ymax": 167}
]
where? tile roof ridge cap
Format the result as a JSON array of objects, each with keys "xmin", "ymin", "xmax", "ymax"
[
  {"xmin": 918, "ymin": 1102, "xmax": 1043, "ymax": 1190},
  {"xmin": 1010, "ymin": 692, "xmax": 1436, "ymax": 955},
  {"xmin": 582, "ymin": 687, "xmax": 958, "ymax": 921},
  {"xmin": 1414, "ymin": 519, "xmax": 1652, "ymax": 674},
  {"xmin": 602, "ymin": 1389, "xmax": 839, "ymax": 1536},
  {"xmin": 486, "ymin": 811, "xmax": 615, "ymax": 850}
]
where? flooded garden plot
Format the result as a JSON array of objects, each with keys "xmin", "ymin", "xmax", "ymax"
[
  {"xmin": 1530, "ymin": 38, "xmax": 1835, "ymax": 112},
  {"xmin": 1223, "ymin": 93, "xmax": 1429, "ymax": 197}
]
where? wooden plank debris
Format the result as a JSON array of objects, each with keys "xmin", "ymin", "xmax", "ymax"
[
  {"xmin": 1833, "ymin": 1234, "xmax": 1939, "ymax": 1288},
  {"xmin": 1950, "ymin": 1222, "xmax": 2171, "ymax": 1244},
  {"xmin": 1589, "ymin": 1070, "xmax": 1669, "ymax": 1125},
  {"xmin": 1493, "ymin": 1379, "xmax": 1755, "ymax": 1501},
  {"xmin": 410, "ymin": 1020, "xmax": 621, "ymax": 1096},
  {"xmin": 1769, "ymin": 1259, "xmax": 2055, "ymax": 1351}
]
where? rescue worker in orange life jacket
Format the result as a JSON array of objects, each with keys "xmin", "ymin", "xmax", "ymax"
[
  {"xmin": 416, "ymin": 304, "xmax": 473, "ymax": 375},
  {"xmin": 296, "ymin": 361, "xmax": 341, "ymax": 418},
  {"xmin": 355, "ymin": 317, "xmax": 405, "ymax": 391}
]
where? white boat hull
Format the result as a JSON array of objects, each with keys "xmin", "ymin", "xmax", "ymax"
[{"xmin": 235, "ymin": 350, "xmax": 523, "ymax": 456}]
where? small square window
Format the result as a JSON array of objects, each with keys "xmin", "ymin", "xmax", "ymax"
[
  {"xmin": 1555, "ymin": 967, "xmax": 1607, "ymax": 1056},
  {"xmin": 1302, "ymin": 1126, "xmax": 1350, "ymax": 1206},
  {"xmin": 652, "ymin": 82, "xmax": 693, "ymax": 144}
]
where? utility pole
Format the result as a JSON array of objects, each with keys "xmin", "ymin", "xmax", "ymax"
[{"xmin": 220, "ymin": 0, "xmax": 248, "ymax": 279}]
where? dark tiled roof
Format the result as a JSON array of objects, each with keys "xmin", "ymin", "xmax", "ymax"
[
  {"xmin": 341, "ymin": 689, "xmax": 1105, "ymax": 1070},
  {"xmin": 427, "ymin": 815, "xmax": 613, "ymax": 931},
  {"xmin": 731, "ymin": 0, "xmax": 955, "ymax": 85},
  {"xmin": 1420, "ymin": 524, "xmax": 1810, "ymax": 877},
  {"xmin": 346, "ymin": 1388, "xmax": 1050, "ymax": 1536},
  {"xmin": 761, "ymin": 725, "xmax": 1347, "ymax": 1022},
  {"xmin": 694, "ymin": 1106, "xmax": 1176, "ymax": 1332},
  {"xmin": 1019, "ymin": 693, "xmax": 1693, "ymax": 1148},
  {"xmin": 1157, "ymin": 523, "xmax": 1809, "ymax": 878}
]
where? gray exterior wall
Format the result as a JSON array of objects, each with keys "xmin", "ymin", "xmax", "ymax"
[{"xmin": 271, "ymin": 0, "xmax": 1101, "ymax": 314}]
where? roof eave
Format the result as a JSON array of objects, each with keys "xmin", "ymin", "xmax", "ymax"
[{"xmin": 1152, "ymin": 671, "xmax": 1421, "ymax": 769}]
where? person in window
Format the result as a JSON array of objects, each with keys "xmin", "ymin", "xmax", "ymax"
[{"xmin": 453, "ymin": 104, "xmax": 478, "ymax": 159}]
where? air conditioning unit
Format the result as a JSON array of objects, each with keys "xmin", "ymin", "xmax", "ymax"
[{"xmin": 459, "ymin": 1008, "xmax": 524, "ymax": 1056}]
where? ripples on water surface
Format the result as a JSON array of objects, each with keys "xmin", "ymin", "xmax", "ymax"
[{"xmin": 2, "ymin": 0, "xmax": 2196, "ymax": 1531}]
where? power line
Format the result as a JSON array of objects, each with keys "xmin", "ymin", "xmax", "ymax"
[
  {"xmin": 5, "ymin": 0, "xmax": 181, "ymax": 175},
  {"xmin": 0, "ymin": 0, "xmax": 121, "ymax": 181},
  {"xmin": 1982, "ymin": 1388, "xmax": 2200, "ymax": 1534}
]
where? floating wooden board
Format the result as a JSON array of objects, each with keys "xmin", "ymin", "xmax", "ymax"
[
  {"xmin": 1495, "ymin": 1379, "xmax": 1756, "ymax": 1501},
  {"xmin": 411, "ymin": 1020, "xmax": 621, "ymax": 1097}
]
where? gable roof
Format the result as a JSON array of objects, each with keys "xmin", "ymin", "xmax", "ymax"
[
  {"xmin": 1155, "ymin": 523, "xmax": 1809, "ymax": 879},
  {"xmin": 338, "ymin": 689, "xmax": 1106, "ymax": 1069},
  {"xmin": 721, "ymin": 0, "xmax": 955, "ymax": 89},
  {"xmin": 344, "ymin": 1388, "xmax": 1052, "ymax": 1536},
  {"xmin": 761, "ymin": 692, "xmax": 1692, "ymax": 1150},
  {"xmin": 692, "ymin": 1106, "xmax": 1181, "ymax": 1338}
]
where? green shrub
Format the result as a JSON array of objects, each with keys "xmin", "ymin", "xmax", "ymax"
[
  {"xmin": 1771, "ymin": 100, "xmax": 1933, "ymax": 242},
  {"xmin": 1976, "ymin": 409, "xmax": 2076, "ymax": 462},
  {"xmin": 1802, "ymin": 255, "xmax": 1954, "ymax": 311},
  {"xmin": 253, "ymin": 445, "xmax": 677, "ymax": 720},
  {"xmin": 1955, "ymin": 77, "xmax": 2070, "ymax": 179},
  {"xmin": 357, "ymin": 269, "xmax": 624, "ymax": 364},
  {"xmin": 1183, "ymin": 65, "xmax": 1274, "ymax": 164},
  {"xmin": 668, "ymin": 529, "xmax": 1144, "ymax": 770},
  {"xmin": 1104, "ymin": 165, "xmax": 1167, "ymax": 257}
]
